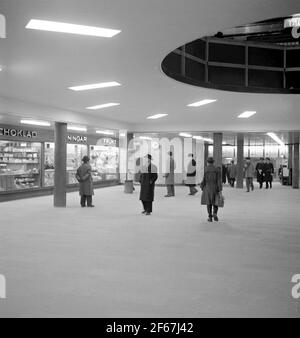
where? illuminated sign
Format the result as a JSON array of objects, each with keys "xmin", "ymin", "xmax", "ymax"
[
  {"xmin": 0, "ymin": 127, "xmax": 38, "ymax": 138},
  {"xmin": 67, "ymin": 135, "xmax": 87, "ymax": 143},
  {"xmin": 97, "ymin": 138, "xmax": 117, "ymax": 146},
  {"xmin": 0, "ymin": 14, "xmax": 5, "ymax": 38},
  {"xmin": 284, "ymin": 17, "xmax": 300, "ymax": 28}
]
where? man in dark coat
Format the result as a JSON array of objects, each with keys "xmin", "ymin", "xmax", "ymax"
[
  {"xmin": 139, "ymin": 154, "xmax": 158, "ymax": 215},
  {"xmin": 185, "ymin": 153, "xmax": 198, "ymax": 195},
  {"xmin": 255, "ymin": 157, "xmax": 265, "ymax": 189},
  {"xmin": 76, "ymin": 156, "xmax": 94, "ymax": 208},
  {"xmin": 263, "ymin": 157, "xmax": 274, "ymax": 189},
  {"xmin": 222, "ymin": 164, "xmax": 227, "ymax": 185},
  {"xmin": 227, "ymin": 160, "xmax": 237, "ymax": 187},
  {"xmin": 200, "ymin": 157, "xmax": 222, "ymax": 222}
]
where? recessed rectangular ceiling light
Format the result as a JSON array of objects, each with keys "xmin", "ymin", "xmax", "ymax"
[
  {"xmin": 267, "ymin": 132, "xmax": 285, "ymax": 146},
  {"xmin": 140, "ymin": 136, "xmax": 152, "ymax": 140},
  {"xmin": 238, "ymin": 111, "xmax": 257, "ymax": 118},
  {"xmin": 67, "ymin": 125, "xmax": 87, "ymax": 132},
  {"xmin": 87, "ymin": 103, "xmax": 120, "ymax": 110},
  {"xmin": 69, "ymin": 81, "xmax": 121, "ymax": 91},
  {"xmin": 179, "ymin": 132, "xmax": 192, "ymax": 138},
  {"xmin": 188, "ymin": 99, "xmax": 217, "ymax": 107},
  {"xmin": 20, "ymin": 119, "xmax": 51, "ymax": 127},
  {"xmin": 96, "ymin": 130, "xmax": 115, "ymax": 135},
  {"xmin": 26, "ymin": 19, "xmax": 121, "ymax": 38},
  {"xmin": 147, "ymin": 114, "xmax": 168, "ymax": 120}
]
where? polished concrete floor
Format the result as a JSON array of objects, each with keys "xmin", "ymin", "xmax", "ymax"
[{"xmin": 0, "ymin": 183, "xmax": 299, "ymax": 318}]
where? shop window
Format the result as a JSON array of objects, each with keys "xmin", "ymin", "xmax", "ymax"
[
  {"xmin": 209, "ymin": 43, "xmax": 245, "ymax": 64},
  {"xmin": 0, "ymin": 141, "xmax": 41, "ymax": 191},
  {"xmin": 248, "ymin": 69, "xmax": 283, "ymax": 88},
  {"xmin": 90, "ymin": 145, "xmax": 119, "ymax": 181},
  {"xmin": 248, "ymin": 47, "xmax": 284, "ymax": 68},
  {"xmin": 208, "ymin": 66, "xmax": 245, "ymax": 86},
  {"xmin": 67, "ymin": 144, "xmax": 88, "ymax": 184}
]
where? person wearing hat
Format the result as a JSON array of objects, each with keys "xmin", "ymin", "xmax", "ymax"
[
  {"xmin": 263, "ymin": 157, "xmax": 274, "ymax": 189},
  {"xmin": 200, "ymin": 157, "xmax": 222, "ymax": 222},
  {"xmin": 139, "ymin": 154, "xmax": 158, "ymax": 215},
  {"xmin": 185, "ymin": 153, "xmax": 198, "ymax": 195},
  {"xmin": 76, "ymin": 156, "xmax": 94, "ymax": 207},
  {"xmin": 255, "ymin": 157, "xmax": 265, "ymax": 189},
  {"xmin": 164, "ymin": 151, "xmax": 176, "ymax": 197},
  {"xmin": 227, "ymin": 160, "xmax": 237, "ymax": 187},
  {"xmin": 244, "ymin": 157, "xmax": 255, "ymax": 192}
]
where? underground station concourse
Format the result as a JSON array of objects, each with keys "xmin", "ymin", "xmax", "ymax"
[{"xmin": 0, "ymin": 0, "xmax": 299, "ymax": 318}]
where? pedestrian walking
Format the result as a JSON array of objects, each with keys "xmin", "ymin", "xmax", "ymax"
[
  {"xmin": 227, "ymin": 160, "xmax": 237, "ymax": 187},
  {"xmin": 264, "ymin": 157, "xmax": 274, "ymax": 189},
  {"xmin": 200, "ymin": 157, "xmax": 222, "ymax": 222},
  {"xmin": 255, "ymin": 157, "xmax": 265, "ymax": 189},
  {"xmin": 244, "ymin": 157, "xmax": 255, "ymax": 192},
  {"xmin": 164, "ymin": 151, "xmax": 176, "ymax": 197},
  {"xmin": 185, "ymin": 153, "xmax": 198, "ymax": 195}
]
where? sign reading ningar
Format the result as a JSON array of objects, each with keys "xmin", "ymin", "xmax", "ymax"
[
  {"xmin": 0, "ymin": 274, "xmax": 6, "ymax": 299},
  {"xmin": 0, "ymin": 14, "xmax": 6, "ymax": 38},
  {"xmin": 284, "ymin": 16, "xmax": 300, "ymax": 28}
]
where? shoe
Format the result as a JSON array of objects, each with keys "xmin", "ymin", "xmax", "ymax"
[
  {"xmin": 145, "ymin": 212, "xmax": 151, "ymax": 216},
  {"xmin": 213, "ymin": 214, "xmax": 219, "ymax": 222},
  {"xmin": 87, "ymin": 205, "xmax": 95, "ymax": 208},
  {"xmin": 165, "ymin": 195, "xmax": 172, "ymax": 197},
  {"xmin": 142, "ymin": 211, "xmax": 146, "ymax": 214},
  {"xmin": 81, "ymin": 205, "xmax": 86, "ymax": 208},
  {"xmin": 208, "ymin": 216, "xmax": 213, "ymax": 222}
]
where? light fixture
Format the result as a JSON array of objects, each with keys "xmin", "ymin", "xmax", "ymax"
[
  {"xmin": 67, "ymin": 125, "xmax": 87, "ymax": 132},
  {"xmin": 96, "ymin": 130, "xmax": 115, "ymax": 135},
  {"xmin": 192, "ymin": 136, "xmax": 203, "ymax": 140},
  {"xmin": 147, "ymin": 114, "xmax": 168, "ymax": 120},
  {"xmin": 188, "ymin": 99, "xmax": 217, "ymax": 107},
  {"xmin": 87, "ymin": 103, "xmax": 120, "ymax": 110},
  {"xmin": 0, "ymin": 66, "xmax": 2, "ymax": 72},
  {"xmin": 69, "ymin": 81, "xmax": 121, "ymax": 91},
  {"xmin": 26, "ymin": 19, "xmax": 121, "ymax": 38},
  {"xmin": 267, "ymin": 133, "xmax": 285, "ymax": 147},
  {"xmin": 179, "ymin": 132, "xmax": 192, "ymax": 138},
  {"xmin": 202, "ymin": 138, "xmax": 214, "ymax": 143},
  {"xmin": 139, "ymin": 136, "xmax": 152, "ymax": 140},
  {"xmin": 238, "ymin": 111, "xmax": 257, "ymax": 118},
  {"xmin": 193, "ymin": 135, "xmax": 213, "ymax": 142},
  {"xmin": 20, "ymin": 119, "xmax": 51, "ymax": 127}
]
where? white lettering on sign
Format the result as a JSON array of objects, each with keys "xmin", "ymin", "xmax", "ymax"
[
  {"xmin": 0, "ymin": 127, "xmax": 38, "ymax": 138},
  {"xmin": 0, "ymin": 274, "xmax": 6, "ymax": 299},
  {"xmin": 291, "ymin": 27, "xmax": 300, "ymax": 39},
  {"xmin": 67, "ymin": 135, "xmax": 87, "ymax": 143},
  {"xmin": 0, "ymin": 14, "xmax": 6, "ymax": 38},
  {"xmin": 292, "ymin": 274, "xmax": 300, "ymax": 299}
]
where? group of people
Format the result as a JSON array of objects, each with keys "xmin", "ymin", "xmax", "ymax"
[
  {"xmin": 225, "ymin": 157, "xmax": 275, "ymax": 192},
  {"xmin": 75, "ymin": 154, "xmax": 274, "ymax": 222}
]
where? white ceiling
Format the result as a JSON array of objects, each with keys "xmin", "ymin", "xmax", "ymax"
[{"xmin": 0, "ymin": 0, "xmax": 299, "ymax": 132}]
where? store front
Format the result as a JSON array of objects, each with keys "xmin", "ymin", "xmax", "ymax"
[{"xmin": 0, "ymin": 124, "xmax": 120, "ymax": 201}]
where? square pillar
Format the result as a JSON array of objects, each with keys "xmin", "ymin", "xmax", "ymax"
[
  {"xmin": 236, "ymin": 133, "xmax": 244, "ymax": 189},
  {"xmin": 54, "ymin": 122, "xmax": 67, "ymax": 207},
  {"xmin": 213, "ymin": 133, "xmax": 223, "ymax": 168},
  {"xmin": 292, "ymin": 132, "xmax": 299, "ymax": 189}
]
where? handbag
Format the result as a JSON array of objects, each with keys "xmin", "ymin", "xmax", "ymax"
[{"xmin": 216, "ymin": 192, "xmax": 225, "ymax": 208}]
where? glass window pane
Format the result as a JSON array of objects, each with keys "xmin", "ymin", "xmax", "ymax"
[
  {"xmin": 90, "ymin": 145, "xmax": 119, "ymax": 181},
  {"xmin": 0, "ymin": 141, "xmax": 41, "ymax": 191}
]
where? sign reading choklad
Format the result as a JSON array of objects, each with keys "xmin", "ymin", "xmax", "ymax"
[{"xmin": 0, "ymin": 127, "xmax": 38, "ymax": 138}]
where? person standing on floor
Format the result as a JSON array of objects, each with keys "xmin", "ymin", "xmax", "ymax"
[
  {"xmin": 244, "ymin": 157, "xmax": 255, "ymax": 192},
  {"xmin": 222, "ymin": 164, "xmax": 227, "ymax": 185},
  {"xmin": 164, "ymin": 151, "xmax": 176, "ymax": 197},
  {"xmin": 228, "ymin": 160, "xmax": 237, "ymax": 187},
  {"xmin": 200, "ymin": 157, "xmax": 222, "ymax": 222},
  {"xmin": 255, "ymin": 157, "xmax": 265, "ymax": 189},
  {"xmin": 76, "ymin": 156, "xmax": 94, "ymax": 208},
  {"xmin": 139, "ymin": 154, "xmax": 158, "ymax": 215},
  {"xmin": 185, "ymin": 153, "xmax": 198, "ymax": 195},
  {"xmin": 264, "ymin": 157, "xmax": 274, "ymax": 189}
]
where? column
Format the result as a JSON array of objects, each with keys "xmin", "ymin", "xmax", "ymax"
[
  {"xmin": 204, "ymin": 142, "xmax": 209, "ymax": 166},
  {"xmin": 54, "ymin": 122, "xmax": 67, "ymax": 207},
  {"xmin": 288, "ymin": 132, "xmax": 293, "ymax": 185},
  {"xmin": 236, "ymin": 133, "xmax": 244, "ymax": 189},
  {"xmin": 213, "ymin": 133, "xmax": 223, "ymax": 168},
  {"xmin": 292, "ymin": 132, "xmax": 299, "ymax": 189}
]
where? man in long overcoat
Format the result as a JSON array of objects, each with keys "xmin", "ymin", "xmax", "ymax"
[
  {"xmin": 164, "ymin": 151, "xmax": 176, "ymax": 197},
  {"xmin": 139, "ymin": 154, "xmax": 158, "ymax": 215},
  {"xmin": 76, "ymin": 156, "xmax": 94, "ymax": 207},
  {"xmin": 200, "ymin": 157, "xmax": 222, "ymax": 222},
  {"xmin": 185, "ymin": 153, "xmax": 198, "ymax": 195},
  {"xmin": 263, "ymin": 157, "xmax": 274, "ymax": 189},
  {"xmin": 227, "ymin": 160, "xmax": 237, "ymax": 187},
  {"xmin": 255, "ymin": 157, "xmax": 265, "ymax": 189}
]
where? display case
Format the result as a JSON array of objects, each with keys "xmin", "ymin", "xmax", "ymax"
[
  {"xmin": 0, "ymin": 141, "xmax": 41, "ymax": 191},
  {"xmin": 90, "ymin": 145, "xmax": 119, "ymax": 181}
]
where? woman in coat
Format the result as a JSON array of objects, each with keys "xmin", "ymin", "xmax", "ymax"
[
  {"xmin": 76, "ymin": 156, "xmax": 94, "ymax": 208},
  {"xmin": 200, "ymin": 157, "xmax": 222, "ymax": 222},
  {"xmin": 164, "ymin": 151, "xmax": 176, "ymax": 197},
  {"xmin": 185, "ymin": 153, "xmax": 198, "ymax": 195},
  {"xmin": 139, "ymin": 154, "xmax": 158, "ymax": 215}
]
